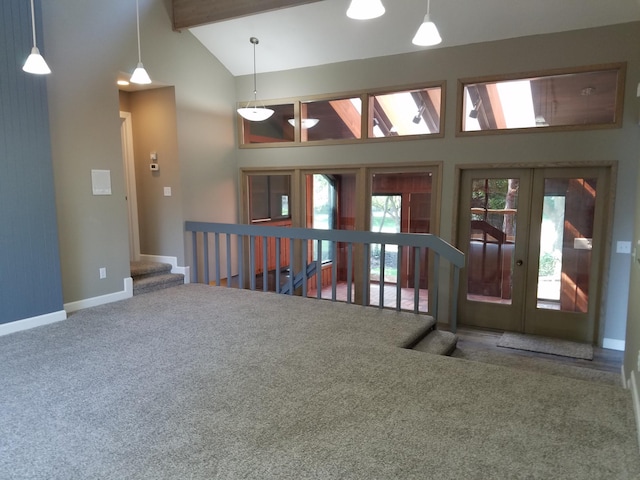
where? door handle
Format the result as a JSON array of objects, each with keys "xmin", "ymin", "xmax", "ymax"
[{"xmin": 516, "ymin": 259, "xmax": 523, "ymax": 266}]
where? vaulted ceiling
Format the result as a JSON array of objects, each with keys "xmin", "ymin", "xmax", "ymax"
[{"xmin": 171, "ymin": 0, "xmax": 640, "ymax": 77}]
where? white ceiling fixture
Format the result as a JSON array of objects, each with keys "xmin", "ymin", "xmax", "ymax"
[
  {"xmin": 237, "ymin": 37, "xmax": 275, "ymax": 122},
  {"xmin": 412, "ymin": 0, "xmax": 442, "ymax": 46},
  {"xmin": 22, "ymin": 0, "xmax": 51, "ymax": 75},
  {"xmin": 130, "ymin": 0, "xmax": 152, "ymax": 85},
  {"xmin": 346, "ymin": 0, "xmax": 385, "ymax": 20}
]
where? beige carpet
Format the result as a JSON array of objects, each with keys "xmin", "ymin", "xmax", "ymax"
[
  {"xmin": 1, "ymin": 285, "xmax": 637, "ymax": 479},
  {"xmin": 498, "ymin": 332, "xmax": 594, "ymax": 360}
]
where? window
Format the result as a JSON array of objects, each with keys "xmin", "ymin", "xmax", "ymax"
[
  {"xmin": 238, "ymin": 82, "xmax": 445, "ymax": 147},
  {"xmin": 240, "ymin": 103, "xmax": 295, "ymax": 144},
  {"xmin": 248, "ymin": 175, "xmax": 291, "ymax": 222},
  {"xmin": 458, "ymin": 63, "xmax": 625, "ymax": 135},
  {"xmin": 309, "ymin": 174, "xmax": 336, "ymax": 262},
  {"xmin": 369, "ymin": 86, "xmax": 442, "ymax": 137},
  {"xmin": 301, "ymin": 97, "xmax": 362, "ymax": 142}
]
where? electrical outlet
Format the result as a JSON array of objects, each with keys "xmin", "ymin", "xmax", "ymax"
[{"xmin": 99, "ymin": 267, "xmax": 107, "ymax": 279}]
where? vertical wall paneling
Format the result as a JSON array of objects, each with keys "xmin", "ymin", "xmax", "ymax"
[{"xmin": 0, "ymin": 0, "xmax": 64, "ymax": 324}]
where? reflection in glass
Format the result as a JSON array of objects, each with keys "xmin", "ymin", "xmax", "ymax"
[
  {"xmin": 369, "ymin": 87, "xmax": 442, "ymax": 137},
  {"xmin": 536, "ymin": 178, "xmax": 596, "ymax": 313},
  {"xmin": 301, "ymin": 98, "xmax": 362, "ymax": 141},
  {"xmin": 248, "ymin": 175, "xmax": 291, "ymax": 222},
  {"xmin": 467, "ymin": 178, "xmax": 518, "ymax": 305},
  {"xmin": 241, "ymin": 103, "xmax": 294, "ymax": 144},
  {"xmin": 461, "ymin": 65, "xmax": 623, "ymax": 132}
]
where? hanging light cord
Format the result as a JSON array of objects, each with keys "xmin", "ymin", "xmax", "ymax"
[
  {"xmin": 29, "ymin": 0, "xmax": 37, "ymax": 48},
  {"xmin": 251, "ymin": 37, "xmax": 258, "ymax": 102},
  {"xmin": 427, "ymin": 0, "xmax": 431, "ymax": 15},
  {"xmin": 136, "ymin": 0, "xmax": 142, "ymax": 63}
]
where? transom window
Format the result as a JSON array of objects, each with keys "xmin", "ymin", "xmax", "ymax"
[
  {"xmin": 238, "ymin": 82, "xmax": 445, "ymax": 147},
  {"xmin": 457, "ymin": 63, "xmax": 625, "ymax": 135}
]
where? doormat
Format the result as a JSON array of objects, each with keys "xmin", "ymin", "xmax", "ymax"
[{"xmin": 497, "ymin": 332, "xmax": 593, "ymax": 360}]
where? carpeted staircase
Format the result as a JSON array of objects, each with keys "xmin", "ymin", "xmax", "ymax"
[
  {"xmin": 408, "ymin": 315, "xmax": 458, "ymax": 356},
  {"xmin": 131, "ymin": 261, "xmax": 184, "ymax": 296}
]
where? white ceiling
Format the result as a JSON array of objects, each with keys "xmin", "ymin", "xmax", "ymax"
[{"xmin": 189, "ymin": 0, "xmax": 640, "ymax": 77}]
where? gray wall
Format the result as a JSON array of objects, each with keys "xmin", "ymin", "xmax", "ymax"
[
  {"xmin": 235, "ymin": 22, "xmax": 640, "ymax": 344},
  {"xmin": 41, "ymin": 0, "xmax": 236, "ymax": 304},
  {"xmin": 0, "ymin": 0, "xmax": 63, "ymax": 323},
  {"xmin": 625, "ymin": 141, "xmax": 640, "ymax": 408}
]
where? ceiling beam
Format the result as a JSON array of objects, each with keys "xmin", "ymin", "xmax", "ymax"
[{"xmin": 172, "ymin": 0, "xmax": 324, "ymax": 30}]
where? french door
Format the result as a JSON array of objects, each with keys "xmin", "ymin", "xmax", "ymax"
[{"xmin": 457, "ymin": 166, "xmax": 610, "ymax": 343}]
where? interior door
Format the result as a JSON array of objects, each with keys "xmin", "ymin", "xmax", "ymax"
[{"xmin": 457, "ymin": 166, "xmax": 610, "ymax": 343}]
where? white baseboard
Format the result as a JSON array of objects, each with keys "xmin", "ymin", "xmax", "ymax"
[
  {"xmin": 64, "ymin": 277, "xmax": 133, "ymax": 313},
  {"xmin": 0, "ymin": 309, "xmax": 68, "ymax": 337},
  {"xmin": 603, "ymin": 337, "xmax": 625, "ymax": 351},
  {"xmin": 139, "ymin": 254, "xmax": 190, "ymax": 284},
  {"xmin": 630, "ymin": 371, "xmax": 640, "ymax": 453},
  {"xmin": 623, "ymin": 365, "xmax": 628, "ymax": 389}
]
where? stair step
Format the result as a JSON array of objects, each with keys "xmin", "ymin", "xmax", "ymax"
[
  {"xmin": 133, "ymin": 273, "xmax": 184, "ymax": 295},
  {"xmin": 412, "ymin": 330, "xmax": 458, "ymax": 356},
  {"xmin": 131, "ymin": 261, "xmax": 172, "ymax": 279}
]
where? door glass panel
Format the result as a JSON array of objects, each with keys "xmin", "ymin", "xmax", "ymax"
[
  {"xmin": 305, "ymin": 173, "xmax": 356, "ymax": 300},
  {"xmin": 536, "ymin": 178, "xmax": 596, "ymax": 312},
  {"xmin": 371, "ymin": 195, "xmax": 401, "ymax": 284},
  {"xmin": 467, "ymin": 178, "xmax": 518, "ymax": 304},
  {"xmin": 310, "ymin": 174, "xmax": 335, "ymax": 263},
  {"xmin": 370, "ymin": 172, "xmax": 433, "ymax": 311}
]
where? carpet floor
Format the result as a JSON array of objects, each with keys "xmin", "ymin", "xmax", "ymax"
[{"xmin": 1, "ymin": 284, "xmax": 638, "ymax": 479}]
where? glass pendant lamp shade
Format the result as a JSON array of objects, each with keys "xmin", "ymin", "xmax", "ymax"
[
  {"xmin": 23, "ymin": 47, "xmax": 51, "ymax": 75},
  {"xmin": 130, "ymin": 62, "xmax": 152, "ymax": 84},
  {"xmin": 238, "ymin": 106, "xmax": 275, "ymax": 122},
  {"xmin": 130, "ymin": 0, "xmax": 152, "ymax": 85},
  {"xmin": 22, "ymin": 0, "xmax": 51, "ymax": 75},
  {"xmin": 346, "ymin": 0, "xmax": 385, "ymax": 20},
  {"xmin": 237, "ymin": 37, "xmax": 274, "ymax": 122},
  {"xmin": 412, "ymin": 13, "xmax": 442, "ymax": 46}
]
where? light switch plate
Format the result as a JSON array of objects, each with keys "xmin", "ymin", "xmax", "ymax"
[
  {"xmin": 163, "ymin": 187, "xmax": 172, "ymax": 197},
  {"xmin": 617, "ymin": 241, "xmax": 631, "ymax": 254}
]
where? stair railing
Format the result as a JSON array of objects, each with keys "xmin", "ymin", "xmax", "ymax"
[{"xmin": 185, "ymin": 222, "xmax": 464, "ymax": 331}]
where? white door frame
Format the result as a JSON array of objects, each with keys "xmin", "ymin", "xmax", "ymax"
[{"xmin": 120, "ymin": 111, "xmax": 141, "ymax": 261}]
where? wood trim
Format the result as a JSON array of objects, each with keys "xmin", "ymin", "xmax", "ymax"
[{"xmin": 172, "ymin": 0, "xmax": 322, "ymax": 30}]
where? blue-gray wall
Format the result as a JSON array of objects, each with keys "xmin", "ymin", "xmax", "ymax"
[{"xmin": 0, "ymin": 0, "xmax": 63, "ymax": 324}]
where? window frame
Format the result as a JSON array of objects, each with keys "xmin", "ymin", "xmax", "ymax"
[
  {"xmin": 456, "ymin": 62, "xmax": 626, "ymax": 137},
  {"xmin": 238, "ymin": 81, "xmax": 446, "ymax": 148}
]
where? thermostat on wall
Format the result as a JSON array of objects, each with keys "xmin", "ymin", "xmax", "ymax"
[{"xmin": 150, "ymin": 163, "xmax": 159, "ymax": 171}]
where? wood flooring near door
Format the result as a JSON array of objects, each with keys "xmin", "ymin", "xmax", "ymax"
[{"xmin": 450, "ymin": 326, "xmax": 623, "ymax": 387}]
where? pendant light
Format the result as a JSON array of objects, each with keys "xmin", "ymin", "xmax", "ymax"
[
  {"xmin": 130, "ymin": 0, "xmax": 152, "ymax": 85},
  {"xmin": 237, "ymin": 37, "xmax": 274, "ymax": 122},
  {"xmin": 412, "ymin": 0, "xmax": 442, "ymax": 47},
  {"xmin": 287, "ymin": 118, "xmax": 319, "ymax": 129},
  {"xmin": 346, "ymin": 0, "xmax": 385, "ymax": 20},
  {"xmin": 22, "ymin": 0, "xmax": 51, "ymax": 75}
]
